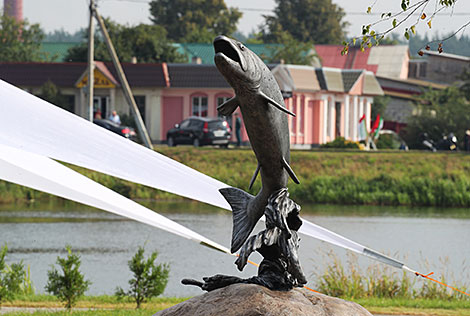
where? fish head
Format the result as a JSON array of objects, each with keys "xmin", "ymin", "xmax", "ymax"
[{"xmin": 213, "ymin": 35, "xmax": 262, "ymax": 91}]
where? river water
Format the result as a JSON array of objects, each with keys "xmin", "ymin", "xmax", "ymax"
[{"xmin": 1, "ymin": 202, "xmax": 469, "ymax": 297}]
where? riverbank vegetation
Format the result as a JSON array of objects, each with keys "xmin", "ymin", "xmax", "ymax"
[{"xmin": 2, "ymin": 148, "xmax": 470, "ymax": 207}]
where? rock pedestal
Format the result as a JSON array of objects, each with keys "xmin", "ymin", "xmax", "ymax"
[{"xmin": 154, "ymin": 284, "xmax": 372, "ymax": 316}]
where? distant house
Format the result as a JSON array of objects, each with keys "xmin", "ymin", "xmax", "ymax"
[
  {"xmin": 273, "ymin": 65, "xmax": 383, "ymax": 147},
  {"xmin": 0, "ymin": 61, "xmax": 169, "ymax": 140},
  {"xmin": 314, "ymin": 45, "xmax": 410, "ymax": 79},
  {"xmin": 409, "ymin": 51, "xmax": 470, "ymax": 84}
]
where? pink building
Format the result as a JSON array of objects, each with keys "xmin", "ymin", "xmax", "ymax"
[{"xmin": 273, "ymin": 65, "xmax": 383, "ymax": 147}]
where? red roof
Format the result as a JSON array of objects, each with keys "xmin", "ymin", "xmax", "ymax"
[{"xmin": 315, "ymin": 45, "xmax": 378, "ymax": 73}]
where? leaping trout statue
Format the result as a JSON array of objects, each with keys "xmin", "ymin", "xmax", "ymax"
[{"xmin": 182, "ymin": 35, "xmax": 307, "ymax": 292}]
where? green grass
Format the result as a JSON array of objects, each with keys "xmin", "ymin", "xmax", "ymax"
[
  {"xmin": 3, "ymin": 147, "xmax": 470, "ymax": 207},
  {"xmin": 1, "ymin": 294, "xmax": 187, "ymax": 314}
]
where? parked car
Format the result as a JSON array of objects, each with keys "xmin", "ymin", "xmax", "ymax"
[
  {"xmin": 93, "ymin": 119, "xmax": 137, "ymax": 140},
  {"xmin": 166, "ymin": 117, "xmax": 231, "ymax": 147}
]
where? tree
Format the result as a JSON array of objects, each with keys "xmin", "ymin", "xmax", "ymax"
[
  {"xmin": 0, "ymin": 245, "xmax": 26, "ymax": 307},
  {"xmin": 45, "ymin": 246, "xmax": 91, "ymax": 310},
  {"xmin": 265, "ymin": 31, "xmax": 317, "ymax": 65},
  {"xmin": 0, "ymin": 15, "xmax": 46, "ymax": 61},
  {"xmin": 37, "ymin": 80, "xmax": 74, "ymax": 112},
  {"xmin": 65, "ymin": 19, "xmax": 186, "ymax": 63},
  {"xmin": 259, "ymin": 0, "xmax": 348, "ymax": 44},
  {"xmin": 149, "ymin": 0, "xmax": 242, "ymax": 43},
  {"xmin": 347, "ymin": 0, "xmax": 459, "ymax": 55},
  {"xmin": 402, "ymin": 86, "xmax": 470, "ymax": 149},
  {"xmin": 115, "ymin": 247, "xmax": 169, "ymax": 309},
  {"xmin": 44, "ymin": 28, "xmax": 85, "ymax": 42},
  {"xmin": 371, "ymin": 96, "xmax": 390, "ymax": 121}
]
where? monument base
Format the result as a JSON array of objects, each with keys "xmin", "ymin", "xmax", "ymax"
[{"xmin": 154, "ymin": 283, "xmax": 372, "ymax": 316}]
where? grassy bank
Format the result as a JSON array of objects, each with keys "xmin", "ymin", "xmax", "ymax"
[
  {"xmin": 2, "ymin": 294, "xmax": 470, "ymax": 316},
  {"xmin": 2, "ymin": 147, "xmax": 470, "ymax": 207}
]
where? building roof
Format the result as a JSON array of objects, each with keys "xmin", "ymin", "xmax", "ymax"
[
  {"xmin": 0, "ymin": 62, "xmax": 87, "ymax": 87},
  {"xmin": 166, "ymin": 64, "xmax": 230, "ymax": 88},
  {"xmin": 377, "ymin": 75, "xmax": 448, "ymax": 99},
  {"xmin": 322, "ymin": 67, "xmax": 344, "ymax": 92},
  {"xmin": 105, "ymin": 62, "xmax": 168, "ymax": 87},
  {"xmin": 363, "ymin": 71, "xmax": 384, "ymax": 96},
  {"xmin": 278, "ymin": 65, "xmax": 320, "ymax": 92},
  {"xmin": 314, "ymin": 45, "xmax": 409, "ymax": 79},
  {"xmin": 273, "ymin": 64, "xmax": 383, "ymax": 96},
  {"xmin": 342, "ymin": 70, "xmax": 363, "ymax": 91},
  {"xmin": 40, "ymin": 42, "xmax": 81, "ymax": 62},
  {"xmin": 0, "ymin": 62, "xmax": 168, "ymax": 88},
  {"xmin": 423, "ymin": 50, "xmax": 470, "ymax": 62}
]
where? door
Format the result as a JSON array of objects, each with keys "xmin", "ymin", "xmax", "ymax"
[{"xmin": 162, "ymin": 96, "xmax": 183, "ymax": 140}]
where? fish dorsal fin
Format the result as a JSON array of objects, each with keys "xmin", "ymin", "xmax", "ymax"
[
  {"xmin": 258, "ymin": 90, "xmax": 296, "ymax": 117},
  {"xmin": 248, "ymin": 163, "xmax": 261, "ymax": 190},
  {"xmin": 217, "ymin": 96, "xmax": 240, "ymax": 116},
  {"xmin": 281, "ymin": 156, "xmax": 300, "ymax": 184}
]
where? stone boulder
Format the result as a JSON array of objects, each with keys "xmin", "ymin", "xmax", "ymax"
[{"xmin": 154, "ymin": 284, "xmax": 372, "ymax": 316}]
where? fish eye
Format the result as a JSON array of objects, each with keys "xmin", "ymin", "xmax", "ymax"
[{"xmin": 238, "ymin": 43, "xmax": 245, "ymax": 51}]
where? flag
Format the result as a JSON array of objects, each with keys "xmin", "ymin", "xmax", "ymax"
[
  {"xmin": 358, "ymin": 114, "xmax": 367, "ymax": 141},
  {"xmin": 370, "ymin": 115, "xmax": 384, "ymax": 139}
]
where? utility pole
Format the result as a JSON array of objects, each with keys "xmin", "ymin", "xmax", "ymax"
[
  {"xmin": 93, "ymin": 7, "xmax": 153, "ymax": 149},
  {"xmin": 87, "ymin": 0, "xmax": 95, "ymax": 122}
]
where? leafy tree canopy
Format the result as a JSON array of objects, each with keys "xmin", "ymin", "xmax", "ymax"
[
  {"xmin": 259, "ymin": 0, "xmax": 348, "ymax": 44},
  {"xmin": 65, "ymin": 19, "xmax": 186, "ymax": 63},
  {"xmin": 149, "ymin": 0, "xmax": 242, "ymax": 43},
  {"xmin": 0, "ymin": 15, "xmax": 47, "ymax": 61},
  {"xmin": 44, "ymin": 28, "xmax": 85, "ymax": 42},
  {"xmin": 264, "ymin": 31, "xmax": 316, "ymax": 65}
]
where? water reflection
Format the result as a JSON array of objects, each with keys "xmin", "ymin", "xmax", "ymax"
[{"xmin": 0, "ymin": 201, "xmax": 469, "ymax": 297}]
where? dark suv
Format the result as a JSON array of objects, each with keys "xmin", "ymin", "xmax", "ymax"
[{"xmin": 166, "ymin": 117, "xmax": 231, "ymax": 147}]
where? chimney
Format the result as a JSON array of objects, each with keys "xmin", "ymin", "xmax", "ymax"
[{"xmin": 3, "ymin": 0, "xmax": 23, "ymax": 22}]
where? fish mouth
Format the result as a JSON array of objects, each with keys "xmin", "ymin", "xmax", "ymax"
[{"xmin": 213, "ymin": 35, "xmax": 247, "ymax": 72}]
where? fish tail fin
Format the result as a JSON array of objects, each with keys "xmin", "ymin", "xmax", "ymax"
[{"xmin": 219, "ymin": 187, "xmax": 256, "ymax": 253}]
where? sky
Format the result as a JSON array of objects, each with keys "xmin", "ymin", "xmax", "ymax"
[{"xmin": 11, "ymin": 0, "xmax": 470, "ymax": 41}]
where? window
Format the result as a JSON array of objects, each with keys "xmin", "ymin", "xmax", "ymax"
[
  {"xmin": 134, "ymin": 95, "xmax": 146, "ymax": 123},
  {"xmin": 180, "ymin": 119, "xmax": 190, "ymax": 129},
  {"xmin": 216, "ymin": 96, "xmax": 231, "ymax": 117},
  {"xmin": 192, "ymin": 95, "xmax": 208, "ymax": 117},
  {"xmin": 217, "ymin": 96, "xmax": 233, "ymax": 129}
]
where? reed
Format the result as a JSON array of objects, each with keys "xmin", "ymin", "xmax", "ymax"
[{"xmin": 315, "ymin": 251, "xmax": 470, "ymax": 300}]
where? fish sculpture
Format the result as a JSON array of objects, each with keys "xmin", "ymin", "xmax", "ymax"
[{"xmin": 213, "ymin": 35, "xmax": 300, "ymax": 254}]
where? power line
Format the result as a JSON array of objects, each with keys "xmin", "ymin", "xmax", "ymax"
[{"xmin": 93, "ymin": 1, "xmax": 470, "ymax": 16}]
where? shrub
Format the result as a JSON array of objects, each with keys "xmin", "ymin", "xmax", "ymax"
[
  {"xmin": 0, "ymin": 244, "xmax": 26, "ymax": 306},
  {"xmin": 116, "ymin": 246, "xmax": 169, "ymax": 309},
  {"xmin": 320, "ymin": 137, "xmax": 361, "ymax": 149},
  {"xmin": 45, "ymin": 246, "xmax": 91, "ymax": 310}
]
